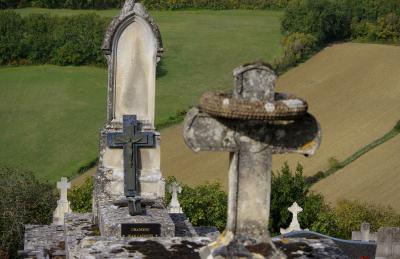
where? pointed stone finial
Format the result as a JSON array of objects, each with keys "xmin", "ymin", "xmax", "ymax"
[
  {"xmin": 280, "ymin": 202, "xmax": 303, "ymax": 234},
  {"xmin": 53, "ymin": 177, "xmax": 71, "ymax": 225},
  {"xmin": 168, "ymin": 182, "xmax": 183, "ymax": 214}
]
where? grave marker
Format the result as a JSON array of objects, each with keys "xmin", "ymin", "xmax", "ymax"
[
  {"xmin": 183, "ymin": 62, "xmax": 321, "ymax": 256},
  {"xmin": 280, "ymin": 202, "xmax": 303, "ymax": 234},
  {"xmin": 168, "ymin": 182, "xmax": 183, "ymax": 214},
  {"xmin": 53, "ymin": 177, "xmax": 71, "ymax": 225}
]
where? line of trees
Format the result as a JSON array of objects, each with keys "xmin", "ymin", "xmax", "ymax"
[
  {"xmin": 1, "ymin": 0, "xmax": 291, "ymax": 10},
  {"xmin": 275, "ymin": 0, "xmax": 400, "ymax": 72},
  {"xmin": 0, "ymin": 11, "xmax": 108, "ymax": 66}
]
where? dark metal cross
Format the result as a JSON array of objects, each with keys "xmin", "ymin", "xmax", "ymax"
[{"xmin": 107, "ymin": 115, "xmax": 156, "ymax": 214}]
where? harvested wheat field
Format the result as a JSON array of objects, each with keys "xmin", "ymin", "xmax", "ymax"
[
  {"xmin": 160, "ymin": 43, "xmax": 400, "ymax": 191},
  {"xmin": 312, "ymin": 134, "xmax": 400, "ymax": 211}
]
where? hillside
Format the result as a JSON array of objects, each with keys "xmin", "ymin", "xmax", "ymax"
[
  {"xmin": 160, "ymin": 43, "xmax": 400, "ymax": 193},
  {"xmin": 312, "ymin": 134, "xmax": 400, "ymax": 210},
  {"xmin": 0, "ymin": 10, "xmax": 283, "ymax": 181}
]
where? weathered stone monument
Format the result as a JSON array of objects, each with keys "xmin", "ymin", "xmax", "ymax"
[
  {"xmin": 280, "ymin": 202, "xmax": 303, "ymax": 234},
  {"xmin": 93, "ymin": 0, "xmax": 175, "ymax": 237},
  {"xmin": 53, "ymin": 177, "xmax": 71, "ymax": 225},
  {"xmin": 183, "ymin": 62, "xmax": 322, "ymax": 257}
]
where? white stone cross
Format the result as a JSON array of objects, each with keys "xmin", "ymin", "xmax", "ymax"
[
  {"xmin": 280, "ymin": 202, "xmax": 303, "ymax": 234},
  {"xmin": 168, "ymin": 182, "xmax": 183, "ymax": 214},
  {"xmin": 57, "ymin": 177, "xmax": 71, "ymax": 202},
  {"xmin": 53, "ymin": 177, "xmax": 72, "ymax": 225}
]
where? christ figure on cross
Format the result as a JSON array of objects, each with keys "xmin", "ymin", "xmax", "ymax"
[{"xmin": 107, "ymin": 115, "xmax": 156, "ymax": 215}]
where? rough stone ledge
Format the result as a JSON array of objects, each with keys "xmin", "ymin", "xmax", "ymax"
[
  {"xmin": 78, "ymin": 236, "xmax": 211, "ymax": 258},
  {"xmin": 75, "ymin": 236, "xmax": 348, "ymax": 259},
  {"xmin": 65, "ymin": 213, "xmax": 98, "ymax": 259},
  {"xmin": 20, "ymin": 224, "xmax": 66, "ymax": 259}
]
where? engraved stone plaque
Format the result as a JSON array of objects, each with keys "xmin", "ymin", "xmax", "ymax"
[{"xmin": 121, "ymin": 223, "xmax": 161, "ymax": 237}]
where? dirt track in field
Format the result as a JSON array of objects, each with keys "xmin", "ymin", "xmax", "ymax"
[{"xmin": 160, "ymin": 43, "xmax": 400, "ymax": 193}]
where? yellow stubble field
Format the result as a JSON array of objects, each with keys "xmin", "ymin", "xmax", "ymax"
[{"xmin": 160, "ymin": 43, "xmax": 400, "ymax": 194}]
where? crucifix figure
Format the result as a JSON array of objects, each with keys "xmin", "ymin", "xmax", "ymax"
[
  {"xmin": 183, "ymin": 62, "xmax": 321, "ymax": 256},
  {"xmin": 107, "ymin": 115, "xmax": 156, "ymax": 215}
]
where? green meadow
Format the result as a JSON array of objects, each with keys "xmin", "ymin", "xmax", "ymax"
[{"xmin": 0, "ymin": 9, "xmax": 283, "ymax": 181}]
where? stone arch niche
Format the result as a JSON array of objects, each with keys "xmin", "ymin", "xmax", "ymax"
[{"xmin": 102, "ymin": 1, "xmax": 163, "ymax": 127}]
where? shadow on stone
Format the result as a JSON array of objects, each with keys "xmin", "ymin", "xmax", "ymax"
[{"xmin": 156, "ymin": 59, "xmax": 168, "ymax": 78}]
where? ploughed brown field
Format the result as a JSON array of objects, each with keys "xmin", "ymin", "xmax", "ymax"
[{"xmin": 160, "ymin": 43, "xmax": 400, "ymax": 209}]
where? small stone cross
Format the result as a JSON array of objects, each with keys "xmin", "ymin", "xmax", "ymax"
[
  {"xmin": 53, "ymin": 177, "xmax": 71, "ymax": 225},
  {"xmin": 280, "ymin": 202, "xmax": 303, "ymax": 234},
  {"xmin": 57, "ymin": 177, "xmax": 71, "ymax": 202},
  {"xmin": 168, "ymin": 182, "xmax": 183, "ymax": 214}
]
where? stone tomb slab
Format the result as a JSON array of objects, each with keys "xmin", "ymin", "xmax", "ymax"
[
  {"xmin": 276, "ymin": 230, "xmax": 376, "ymax": 259},
  {"xmin": 97, "ymin": 200, "xmax": 174, "ymax": 237}
]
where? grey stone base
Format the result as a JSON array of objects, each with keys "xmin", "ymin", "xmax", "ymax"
[
  {"xmin": 20, "ymin": 224, "xmax": 65, "ymax": 259},
  {"xmin": 98, "ymin": 199, "xmax": 175, "ymax": 237},
  {"xmin": 200, "ymin": 236, "xmax": 349, "ymax": 259},
  {"xmin": 64, "ymin": 213, "xmax": 98, "ymax": 259},
  {"xmin": 78, "ymin": 236, "xmax": 211, "ymax": 258}
]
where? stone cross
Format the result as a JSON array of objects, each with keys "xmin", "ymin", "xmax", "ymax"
[
  {"xmin": 168, "ymin": 182, "xmax": 183, "ymax": 214},
  {"xmin": 57, "ymin": 177, "xmax": 71, "ymax": 202},
  {"xmin": 183, "ymin": 62, "xmax": 321, "ymax": 247},
  {"xmin": 280, "ymin": 202, "xmax": 303, "ymax": 234},
  {"xmin": 107, "ymin": 115, "xmax": 156, "ymax": 198},
  {"xmin": 53, "ymin": 177, "xmax": 71, "ymax": 225}
]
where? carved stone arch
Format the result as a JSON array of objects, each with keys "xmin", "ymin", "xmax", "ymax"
[{"xmin": 102, "ymin": 1, "xmax": 163, "ymax": 125}]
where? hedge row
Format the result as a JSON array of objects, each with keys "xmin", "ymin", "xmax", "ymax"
[
  {"xmin": 2, "ymin": 0, "xmax": 291, "ymax": 10},
  {"xmin": 282, "ymin": 0, "xmax": 400, "ymax": 43},
  {"xmin": 0, "ymin": 11, "xmax": 108, "ymax": 66},
  {"xmin": 277, "ymin": 0, "xmax": 400, "ymax": 72}
]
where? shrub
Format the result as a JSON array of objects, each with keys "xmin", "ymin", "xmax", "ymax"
[
  {"xmin": 375, "ymin": 13, "xmax": 400, "ymax": 42},
  {"xmin": 165, "ymin": 176, "xmax": 227, "ymax": 231},
  {"xmin": 0, "ymin": 11, "xmax": 108, "ymax": 66},
  {"xmin": 0, "ymin": 11, "xmax": 24, "ymax": 65},
  {"xmin": 269, "ymin": 162, "xmax": 325, "ymax": 235},
  {"xmin": 395, "ymin": 120, "xmax": 400, "ymax": 132},
  {"xmin": 51, "ymin": 14, "xmax": 107, "ymax": 66},
  {"xmin": 0, "ymin": 167, "xmax": 57, "ymax": 259},
  {"xmin": 281, "ymin": 0, "xmax": 351, "ymax": 43},
  {"xmin": 23, "ymin": 14, "xmax": 57, "ymax": 63},
  {"xmin": 350, "ymin": 19, "xmax": 378, "ymax": 41},
  {"xmin": 312, "ymin": 199, "xmax": 400, "ymax": 239},
  {"xmin": 274, "ymin": 32, "xmax": 318, "ymax": 73},
  {"xmin": 69, "ymin": 177, "xmax": 93, "ymax": 213}
]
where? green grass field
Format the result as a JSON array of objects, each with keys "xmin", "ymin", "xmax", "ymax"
[{"xmin": 0, "ymin": 9, "xmax": 283, "ymax": 182}]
